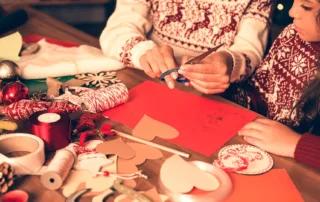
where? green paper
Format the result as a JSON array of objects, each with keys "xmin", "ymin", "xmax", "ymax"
[
  {"xmin": 22, "ymin": 76, "xmax": 75, "ymax": 95},
  {"xmin": 0, "ymin": 32, "xmax": 22, "ymax": 62}
]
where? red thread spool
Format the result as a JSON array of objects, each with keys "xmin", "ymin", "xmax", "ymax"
[{"xmin": 29, "ymin": 111, "xmax": 71, "ymax": 151}]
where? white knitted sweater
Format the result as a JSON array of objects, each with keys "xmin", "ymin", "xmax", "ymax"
[{"xmin": 100, "ymin": 0, "xmax": 273, "ymax": 82}]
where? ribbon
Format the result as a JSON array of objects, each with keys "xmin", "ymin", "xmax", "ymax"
[
  {"xmin": 78, "ymin": 124, "xmax": 115, "ymax": 146},
  {"xmin": 95, "ymin": 170, "xmax": 148, "ymax": 180},
  {"xmin": 213, "ymin": 154, "xmax": 249, "ymax": 172},
  {"xmin": 30, "ymin": 111, "xmax": 71, "ymax": 151}
]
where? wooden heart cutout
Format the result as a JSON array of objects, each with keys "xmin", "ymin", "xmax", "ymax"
[
  {"xmin": 96, "ymin": 138, "xmax": 136, "ymax": 159},
  {"xmin": 160, "ymin": 155, "xmax": 220, "ymax": 193},
  {"xmin": 133, "ymin": 115, "xmax": 179, "ymax": 141}
]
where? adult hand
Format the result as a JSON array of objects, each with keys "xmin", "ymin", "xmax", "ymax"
[
  {"xmin": 139, "ymin": 45, "xmax": 178, "ymax": 89},
  {"xmin": 178, "ymin": 51, "xmax": 233, "ymax": 94},
  {"xmin": 238, "ymin": 117, "xmax": 302, "ymax": 158}
]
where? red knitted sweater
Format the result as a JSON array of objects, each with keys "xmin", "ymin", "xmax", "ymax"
[{"xmin": 225, "ymin": 24, "xmax": 320, "ymax": 169}]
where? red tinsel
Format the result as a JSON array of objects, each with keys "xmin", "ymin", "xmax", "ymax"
[
  {"xmin": 74, "ymin": 112, "xmax": 102, "ymax": 133},
  {"xmin": 78, "ymin": 123, "xmax": 114, "ymax": 146}
]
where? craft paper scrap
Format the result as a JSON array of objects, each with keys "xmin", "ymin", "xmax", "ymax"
[
  {"xmin": 0, "ymin": 32, "xmax": 22, "ymax": 62},
  {"xmin": 225, "ymin": 169, "xmax": 304, "ymax": 202},
  {"xmin": 103, "ymin": 81, "xmax": 258, "ymax": 156}
]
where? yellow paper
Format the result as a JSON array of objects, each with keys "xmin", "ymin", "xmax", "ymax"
[{"xmin": 0, "ymin": 32, "xmax": 22, "ymax": 62}]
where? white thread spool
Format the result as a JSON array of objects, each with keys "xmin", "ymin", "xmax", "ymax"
[{"xmin": 40, "ymin": 148, "xmax": 76, "ymax": 190}]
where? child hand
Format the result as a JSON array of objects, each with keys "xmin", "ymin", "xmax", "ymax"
[
  {"xmin": 139, "ymin": 45, "xmax": 178, "ymax": 89},
  {"xmin": 238, "ymin": 117, "xmax": 301, "ymax": 158},
  {"xmin": 178, "ymin": 51, "xmax": 232, "ymax": 94}
]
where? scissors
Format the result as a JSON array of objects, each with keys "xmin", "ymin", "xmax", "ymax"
[
  {"xmin": 66, "ymin": 188, "xmax": 91, "ymax": 202},
  {"xmin": 92, "ymin": 178, "xmax": 152, "ymax": 202},
  {"xmin": 159, "ymin": 43, "xmax": 225, "ymax": 83}
]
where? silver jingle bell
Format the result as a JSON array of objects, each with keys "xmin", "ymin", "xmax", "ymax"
[{"xmin": 0, "ymin": 60, "xmax": 19, "ymax": 80}]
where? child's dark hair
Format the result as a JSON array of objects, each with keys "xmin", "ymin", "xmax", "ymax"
[
  {"xmin": 295, "ymin": 65, "xmax": 320, "ymax": 134},
  {"xmin": 294, "ymin": 2, "xmax": 320, "ymax": 135}
]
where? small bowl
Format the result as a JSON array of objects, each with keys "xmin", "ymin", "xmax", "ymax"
[{"xmin": 159, "ymin": 161, "xmax": 233, "ymax": 202}]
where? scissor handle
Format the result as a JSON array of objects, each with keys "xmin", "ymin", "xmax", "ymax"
[
  {"xmin": 159, "ymin": 67, "xmax": 179, "ymax": 81},
  {"xmin": 176, "ymin": 74, "xmax": 190, "ymax": 83},
  {"xmin": 159, "ymin": 68, "xmax": 189, "ymax": 83}
]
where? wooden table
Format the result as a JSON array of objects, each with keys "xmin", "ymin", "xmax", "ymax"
[{"xmin": 2, "ymin": 5, "xmax": 320, "ymax": 202}]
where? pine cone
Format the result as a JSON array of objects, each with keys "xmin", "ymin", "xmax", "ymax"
[{"xmin": 0, "ymin": 162, "xmax": 15, "ymax": 195}]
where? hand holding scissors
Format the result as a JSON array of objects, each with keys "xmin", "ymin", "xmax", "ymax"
[
  {"xmin": 160, "ymin": 43, "xmax": 225, "ymax": 86},
  {"xmin": 139, "ymin": 45, "xmax": 179, "ymax": 89},
  {"xmin": 177, "ymin": 44, "xmax": 234, "ymax": 95}
]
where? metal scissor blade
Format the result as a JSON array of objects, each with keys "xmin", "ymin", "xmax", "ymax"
[
  {"xmin": 92, "ymin": 188, "xmax": 115, "ymax": 202},
  {"xmin": 66, "ymin": 188, "xmax": 91, "ymax": 202},
  {"xmin": 185, "ymin": 43, "xmax": 225, "ymax": 65}
]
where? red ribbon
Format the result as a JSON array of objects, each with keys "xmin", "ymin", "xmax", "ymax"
[
  {"xmin": 29, "ymin": 111, "xmax": 71, "ymax": 151},
  {"xmin": 214, "ymin": 154, "xmax": 249, "ymax": 173}
]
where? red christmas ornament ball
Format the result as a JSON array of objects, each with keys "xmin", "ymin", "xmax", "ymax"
[{"xmin": 2, "ymin": 82, "xmax": 29, "ymax": 105}]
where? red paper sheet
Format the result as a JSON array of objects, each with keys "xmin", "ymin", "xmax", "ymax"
[
  {"xmin": 226, "ymin": 169, "xmax": 304, "ymax": 202},
  {"xmin": 23, "ymin": 34, "xmax": 78, "ymax": 47},
  {"xmin": 103, "ymin": 81, "xmax": 258, "ymax": 156}
]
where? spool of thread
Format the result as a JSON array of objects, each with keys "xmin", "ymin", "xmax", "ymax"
[
  {"xmin": 0, "ymin": 9, "xmax": 28, "ymax": 35},
  {"xmin": 29, "ymin": 111, "xmax": 71, "ymax": 151},
  {"xmin": 40, "ymin": 148, "xmax": 76, "ymax": 190},
  {"xmin": 80, "ymin": 83, "xmax": 129, "ymax": 113}
]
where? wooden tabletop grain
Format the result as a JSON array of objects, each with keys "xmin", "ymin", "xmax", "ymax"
[{"xmin": 1, "ymin": 5, "xmax": 320, "ymax": 202}]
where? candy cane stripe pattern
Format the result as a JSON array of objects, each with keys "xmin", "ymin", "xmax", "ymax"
[
  {"xmin": 81, "ymin": 83, "xmax": 129, "ymax": 113},
  {"xmin": 3, "ymin": 100, "xmax": 82, "ymax": 120}
]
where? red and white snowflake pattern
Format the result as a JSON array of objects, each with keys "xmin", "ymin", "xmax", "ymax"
[
  {"xmin": 120, "ymin": 36, "xmax": 146, "ymax": 68},
  {"xmin": 228, "ymin": 24, "xmax": 320, "ymax": 129}
]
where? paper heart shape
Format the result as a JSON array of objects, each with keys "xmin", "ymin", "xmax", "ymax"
[
  {"xmin": 126, "ymin": 142, "xmax": 163, "ymax": 165},
  {"xmin": 117, "ymin": 158, "xmax": 139, "ymax": 174},
  {"xmin": 62, "ymin": 156, "xmax": 117, "ymax": 197},
  {"xmin": 132, "ymin": 115, "xmax": 179, "ymax": 141},
  {"xmin": 160, "ymin": 155, "xmax": 220, "ymax": 193},
  {"xmin": 96, "ymin": 138, "xmax": 136, "ymax": 159},
  {"xmin": 117, "ymin": 142, "xmax": 163, "ymax": 174}
]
